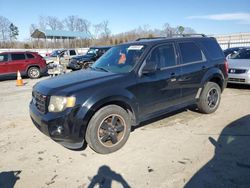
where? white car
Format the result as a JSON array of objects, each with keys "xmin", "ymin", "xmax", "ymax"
[{"xmin": 228, "ymin": 48, "xmax": 250, "ymax": 84}]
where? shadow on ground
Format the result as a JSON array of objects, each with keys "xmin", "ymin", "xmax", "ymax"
[
  {"xmin": 0, "ymin": 171, "xmax": 21, "ymax": 188},
  {"xmin": 185, "ymin": 115, "xmax": 250, "ymax": 188},
  {"xmin": 88, "ymin": 165, "xmax": 131, "ymax": 188},
  {"xmin": 227, "ymin": 83, "xmax": 250, "ymax": 90}
]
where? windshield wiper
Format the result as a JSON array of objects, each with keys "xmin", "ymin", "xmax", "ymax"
[{"xmin": 91, "ymin": 66, "xmax": 109, "ymax": 72}]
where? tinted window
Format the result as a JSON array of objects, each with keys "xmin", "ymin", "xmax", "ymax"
[
  {"xmin": 179, "ymin": 42, "xmax": 202, "ymax": 64},
  {"xmin": 11, "ymin": 54, "xmax": 26, "ymax": 61},
  {"xmin": 0, "ymin": 54, "xmax": 8, "ymax": 62},
  {"xmin": 69, "ymin": 50, "xmax": 76, "ymax": 56},
  {"xmin": 200, "ymin": 39, "xmax": 224, "ymax": 59},
  {"xmin": 27, "ymin": 53, "xmax": 35, "ymax": 59},
  {"xmin": 231, "ymin": 50, "xmax": 250, "ymax": 59},
  {"xmin": 148, "ymin": 44, "xmax": 176, "ymax": 68}
]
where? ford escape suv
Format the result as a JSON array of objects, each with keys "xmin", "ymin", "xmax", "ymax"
[{"xmin": 29, "ymin": 34, "xmax": 228, "ymax": 154}]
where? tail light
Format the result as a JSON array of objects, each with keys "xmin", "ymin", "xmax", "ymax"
[{"xmin": 224, "ymin": 60, "xmax": 229, "ymax": 75}]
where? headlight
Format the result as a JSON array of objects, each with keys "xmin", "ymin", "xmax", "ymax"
[
  {"xmin": 76, "ymin": 60, "xmax": 80, "ymax": 63},
  {"xmin": 248, "ymin": 69, "xmax": 250, "ymax": 74},
  {"xmin": 48, "ymin": 96, "xmax": 76, "ymax": 112}
]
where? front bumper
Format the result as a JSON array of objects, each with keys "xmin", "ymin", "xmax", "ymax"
[
  {"xmin": 29, "ymin": 102, "xmax": 87, "ymax": 149},
  {"xmin": 228, "ymin": 73, "xmax": 250, "ymax": 85},
  {"xmin": 68, "ymin": 61, "xmax": 81, "ymax": 70}
]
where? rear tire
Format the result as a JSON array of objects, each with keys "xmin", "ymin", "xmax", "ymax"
[
  {"xmin": 197, "ymin": 82, "xmax": 221, "ymax": 114},
  {"xmin": 86, "ymin": 105, "xmax": 131, "ymax": 154},
  {"xmin": 28, "ymin": 66, "xmax": 41, "ymax": 79}
]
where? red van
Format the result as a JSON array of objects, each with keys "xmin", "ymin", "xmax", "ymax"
[{"xmin": 0, "ymin": 51, "xmax": 47, "ymax": 79}]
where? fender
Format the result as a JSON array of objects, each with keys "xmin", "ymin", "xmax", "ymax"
[{"xmin": 77, "ymin": 86, "xmax": 139, "ymax": 129}]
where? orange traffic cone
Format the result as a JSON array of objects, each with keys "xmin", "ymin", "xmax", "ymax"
[{"xmin": 16, "ymin": 70, "xmax": 24, "ymax": 86}]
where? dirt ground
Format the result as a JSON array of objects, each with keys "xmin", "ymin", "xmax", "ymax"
[{"xmin": 0, "ymin": 77, "xmax": 250, "ymax": 188}]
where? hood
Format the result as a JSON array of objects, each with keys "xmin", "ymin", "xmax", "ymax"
[
  {"xmin": 228, "ymin": 59, "xmax": 250, "ymax": 70},
  {"xmin": 72, "ymin": 54, "xmax": 94, "ymax": 60},
  {"xmin": 34, "ymin": 69, "xmax": 123, "ymax": 95}
]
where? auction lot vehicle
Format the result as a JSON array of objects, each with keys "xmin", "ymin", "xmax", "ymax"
[
  {"xmin": 30, "ymin": 34, "xmax": 228, "ymax": 154},
  {"xmin": 68, "ymin": 46, "xmax": 111, "ymax": 70},
  {"xmin": 227, "ymin": 48, "xmax": 250, "ymax": 84},
  {"xmin": 0, "ymin": 51, "xmax": 47, "ymax": 79},
  {"xmin": 223, "ymin": 47, "xmax": 246, "ymax": 58},
  {"xmin": 44, "ymin": 49, "xmax": 78, "ymax": 66}
]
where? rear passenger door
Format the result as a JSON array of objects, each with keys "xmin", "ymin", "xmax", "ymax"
[
  {"xmin": 9, "ymin": 53, "xmax": 27, "ymax": 73},
  {"xmin": 177, "ymin": 41, "xmax": 207, "ymax": 102}
]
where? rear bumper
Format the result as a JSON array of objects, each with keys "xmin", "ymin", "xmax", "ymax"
[
  {"xmin": 228, "ymin": 73, "xmax": 250, "ymax": 84},
  {"xmin": 29, "ymin": 101, "xmax": 87, "ymax": 149}
]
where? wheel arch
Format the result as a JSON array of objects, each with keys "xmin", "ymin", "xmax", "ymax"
[
  {"xmin": 79, "ymin": 96, "xmax": 138, "ymax": 138},
  {"xmin": 202, "ymin": 68, "xmax": 225, "ymax": 91},
  {"xmin": 25, "ymin": 64, "xmax": 41, "ymax": 74}
]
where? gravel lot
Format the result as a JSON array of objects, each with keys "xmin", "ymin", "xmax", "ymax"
[{"xmin": 0, "ymin": 77, "xmax": 250, "ymax": 188}]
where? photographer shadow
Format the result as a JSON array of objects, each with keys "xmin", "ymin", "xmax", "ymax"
[
  {"xmin": 185, "ymin": 115, "xmax": 250, "ymax": 188},
  {"xmin": 88, "ymin": 165, "xmax": 131, "ymax": 188},
  {"xmin": 0, "ymin": 171, "xmax": 21, "ymax": 188}
]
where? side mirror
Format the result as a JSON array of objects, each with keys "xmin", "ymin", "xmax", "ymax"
[{"xmin": 142, "ymin": 61, "xmax": 157, "ymax": 74}]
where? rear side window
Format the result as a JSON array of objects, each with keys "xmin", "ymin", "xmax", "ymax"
[
  {"xmin": 200, "ymin": 39, "xmax": 224, "ymax": 60},
  {"xmin": 27, "ymin": 53, "xmax": 35, "ymax": 59},
  {"xmin": 69, "ymin": 50, "xmax": 76, "ymax": 56},
  {"xmin": 0, "ymin": 54, "xmax": 8, "ymax": 62},
  {"xmin": 11, "ymin": 54, "xmax": 26, "ymax": 61},
  {"xmin": 147, "ymin": 43, "xmax": 176, "ymax": 69},
  {"xmin": 179, "ymin": 42, "xmax": 203, "ymax": 64}
]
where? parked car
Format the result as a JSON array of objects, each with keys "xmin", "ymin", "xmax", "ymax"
[
  {"xmin": 0, "ymin": 51, "xmax": 47, "ymax": 79},
  {"xmin": 223, "ymin": 47, "xmax": 246, "ymax": 58},
  {"xmin": 227, "ymin": 48, "xmax": 250, "ymax": 84},
  {"xmin": 30, "ymin": 35, "xmax": 228, "ymax": 154},
  {"xmin": 68, "ymin": 46, "xmax": 111, "ymax": 70},
  {"xmin": 44, "ymin": 49, "xmax": 79, "ymax": 67}
]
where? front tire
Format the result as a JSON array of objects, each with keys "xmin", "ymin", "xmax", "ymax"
[
  {"xmin": 28, "ymin": 66, "xmax": 41, "ymax": 79},
  {"xmin": 86, "ymin": 105, "xmax": 131, "ymax": 154},
  {"xmin": 197, "ymin": 82, "xmax": 221, "ymax": 114}
]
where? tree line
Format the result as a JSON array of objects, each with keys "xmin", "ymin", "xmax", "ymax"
[{"xmin": 0, "ymin": 15, "xmax": 196, "ymax": 49}]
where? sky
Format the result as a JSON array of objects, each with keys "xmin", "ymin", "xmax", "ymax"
[{"xmin": 0, "ymin": 0, "xmax": 250, "ymax": 41}]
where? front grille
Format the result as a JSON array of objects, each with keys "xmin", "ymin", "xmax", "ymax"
[
  {"xmin": 228, "ymin": 69, "xmax": 247, "ymax": 74},
  {"xmin": 228, "ymin": 78, "xmax": 246, "ymax": 83},
  {"xmin": 33, "ymin": 91, "xmax": 48, "ymax": 114}
]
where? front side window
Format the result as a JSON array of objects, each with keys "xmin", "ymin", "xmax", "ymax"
[
  {"xmin": 146, "ymin": 43, "xmax": 176, "ymax": 69},
  {"xmin": 0, "ymin": 54, "xmax": 8, "ymax": 63},
  {"xmin": 11, "ymin": 54, "xmax": 26, "ymax": 61},
  {"xmin": 69, "ymin": 50, "xmax": 76, "ymax": 56},
  {"xmin": 179, "ymin": 42, "xmax": 203, "ymax": 64},
  {"xmin": 92, "ymin": 44, "xmax": 146, "ymax": 73}
]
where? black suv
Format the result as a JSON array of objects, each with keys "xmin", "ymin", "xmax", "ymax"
[
  {"xmin": 30, "ymin": 35, "xmax": 228, "ymax": 154},
  {"xmin": 68, "ymin": 46, "xmax": 111, "ymax": 70}
]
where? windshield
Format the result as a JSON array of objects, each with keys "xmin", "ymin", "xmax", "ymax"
[
  {"xmin": 230, "ymin": 49, "xmax": 250, "ymax": 60},
  {"xmin": 87, "ymin": 48, "xmax": 98, "ymax": 55},
  {"xmin": 50, "ymin": 50, "xmax": 64, "ymax": 57},
  {"xmin": 92, "ymin": 44, "xmax": 146, "ymax": 73}
]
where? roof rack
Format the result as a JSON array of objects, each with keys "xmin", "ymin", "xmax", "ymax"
[
  {"xmin": 172, "ymin": 34, "xmax": 207, "ymax": 37},
  {"xmin": 135, "ymin": 34, "xmax": 207, "ymax": 41},
  {"xmin": 135, "ymin": 37, "xmax": 166, "ymax": 41}
]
